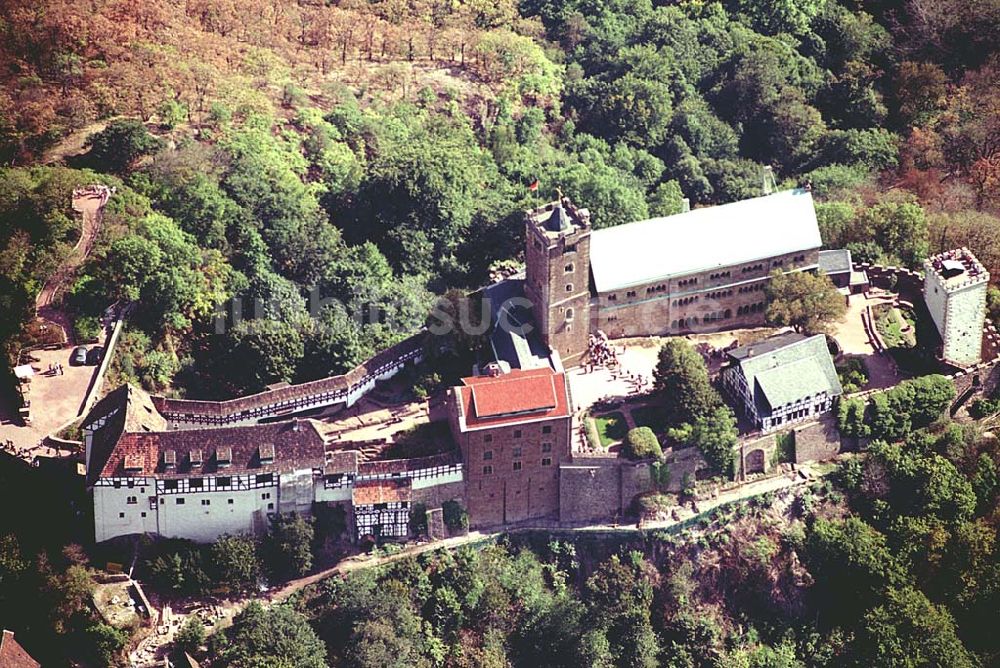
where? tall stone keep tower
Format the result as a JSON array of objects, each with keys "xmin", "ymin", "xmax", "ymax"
[
  {"xmin": 524, "ymin": 199, "xmax": 592, "ymax": 366},
  {"xmin": 923, "ymin": 248, "xmax": 989, "ymax": 367}
]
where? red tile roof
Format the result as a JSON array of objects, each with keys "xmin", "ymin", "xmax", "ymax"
[
  {"xmin": 455, "ymin": 368, "xmax": 571, "ymax": 430},
  {"xmin": 0, "ymin": 630, "xmax": 40, "ymax": 668},
  {"xmin": 352, "ymin": 479, "xmax": 412, "ymax": 505},
  {"xmin": 471, "ymin": 373, "xmax": 557, "ymax": 417},
  {"xmin": 93, "ymin": 419, "xmax": 325, "ymax": 481}
]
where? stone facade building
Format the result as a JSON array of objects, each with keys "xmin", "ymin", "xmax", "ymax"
[
  {"xmin": 720, "ymin": 332, "xmax": 843, "ymax": 433},
  {"xmin": 923, "ymin": 248, "xmax": 989, "ymax": 367},
  {"xmin": 448, "ymin": 367, "xmax": 573, "ymax": 528},
  {"xmin": 525, "ymin": 189, "xmax": 823, "ymax": 365}
]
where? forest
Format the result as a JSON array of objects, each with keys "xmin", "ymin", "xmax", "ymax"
[
  {"xmin": 1, "ymin": 0, "xmax": 1000, "ymax": 665},
  {"xmin": 194, "ymin": 410, "xmax": 1000, "ymax": 668}
]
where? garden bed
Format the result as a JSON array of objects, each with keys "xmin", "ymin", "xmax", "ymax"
[{"xmin": 592, "ymin": 411, "xmax": 628, "ymax": 447}]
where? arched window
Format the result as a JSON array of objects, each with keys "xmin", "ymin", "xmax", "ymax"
[{"xmin": 565, "ymin": 308, "xmax": 574, "ymax": 321}]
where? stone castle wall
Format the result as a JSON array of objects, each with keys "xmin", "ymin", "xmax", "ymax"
[
  {"xmin": 558, "ymin": 456, "xmax": 658, "ymax": 524},
  {"xmin": 793, "ymin": 415, "xmax": 845, "ymax": 464}
]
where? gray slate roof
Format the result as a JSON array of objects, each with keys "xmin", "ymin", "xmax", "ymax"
[
  {"xmin": 589, "ymin": 189, "xmax": 821, "ymax": 293},
  {"xmin": 818, "ymin": 249, "xmax": 852, "ymax": 275},
  {"xmin": 728, "ymin": 333, "xmax": 843, "ymax": 412}
]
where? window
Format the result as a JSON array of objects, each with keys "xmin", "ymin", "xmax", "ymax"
[
  {"xmin": 189, "ymin": 478, "xmax": 203, "ymax": 490},
  {"xmin": 164, "ymin": 480, "xmax": 178, "ymax": 491},
  {"xmin": 513, "ymin": 429, "xmax": 522, "ymax": 439},
  {"xmin": 483, "ymin": 450, "xmax": 493, "ymax": 461},
  {"xmin": 542, "ymin": 425, "xmax": 552, "ymax": 434},
  {"xmin": 564, "ymin": 263, "xmax": 574, "ymax": 273},
  {"xmin": 483, "ymin": 434, "xmax": 492, "ymax": 443},
  {"xmin": 141, "ymin": 512, "xmax": 147, "ymax": 518},
  {"xmin": 565, "ymin": 308, "xmax": 574, "ymax": 321},
  {"xmin": 542, "ymin": 457, "xmax": 552, "ymax": 466},
  {"xmin": 176, "ymin": 498, "xmax": 185, "ymax": 505},
  {"xmin": 126, "ymin": 496, "xmax": 137, "ymax": 504},
  {"xmin": 119, "ymin": 512, "xmax": 125, "ymax": 519},
  {"xmin": 565, "ymin": 283, "xmax": 573, "ymax": 293},
  {"xmin": 542, "ymin": 443, "xmax": 552, "ymax": 453},
  {"xmin": 512, "ymin": 447, "xmax": 522, "ymax": 458},
  {"xmin": 113, "ymin": 480, "xmax": 121, "ymax": 489},
  {"xmin": 608, "ymin": 293, "xmax": 617, "ymax": 301},
  {"xmin": 201, "ymin": 499, "xmax": 210, "ymax": 506},
  {"xmin": 261, "ymin": 492, "xmax": 271, "ymax": 500},
  {"xmin": 267, "ymin": 503, "xmax": 274, "ymax": 511},
  {"xmin": 565, "ymin": 244, "xmax": 577, "ymax": 253},
  {"xmin": 216, "ymin": 476, "xmax": 231, "ymax": 487},
  {"xmin": 513, "ymin": 461, "xmax": 523, "ymax": 471},
  {"xmin": 228, "ymin": 499, "xmax": 234, "ymax": 505},
  {"xmin": 483, "ymin": 465, "xmax": 494, "ymax": 475},
  {"xmin": 256, "ymin": 473, "xmax": 273, "ymax": 485}
]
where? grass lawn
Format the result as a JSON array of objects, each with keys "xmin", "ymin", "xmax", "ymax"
[
  {"xmin": 593, "ymin": 412, "xmax": 628, "ymax": 447},
  {"xmin": 629, "ymin": 404, "xmax": 665, "ymax": 433}
]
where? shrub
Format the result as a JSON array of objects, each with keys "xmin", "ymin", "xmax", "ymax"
[
  {"xmin": 442, "ymin": 500, "xmax": 468, "ymax": 532},
  {"xmin": 409, "ymin": 502, "xmax": 428, "ymax": 537},
  {"xmin": 174, "ymin": 617, "xmax": 206, "ymax": 655},
  {"xmin": 74, "ymin": 315, "xmax": 102, "ymax": 343},
  {"xmin": 622, "ymin": 427, "xmax": 663, "ymax": 460}
]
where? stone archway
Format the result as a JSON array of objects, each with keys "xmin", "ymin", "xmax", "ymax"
[{"xmin": 745, "ymin": 448, "xmax": 766, "ymax": 474}]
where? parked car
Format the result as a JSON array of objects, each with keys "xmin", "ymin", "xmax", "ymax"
[
  {"xmin": 71, "ymin": 346, "xmax": 88, "ymax": 365},
  {"xmin": 87, "ymin": 346, "xmax": 104, "ymax": 365}
]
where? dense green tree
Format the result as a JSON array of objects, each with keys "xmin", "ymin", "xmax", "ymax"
[
  {"xmin": 209, "ymin": 534, "xmax": 260, "ymax": 593},
  {"xmin": 211, "ymin": 602, "xmax": 326, "ymax": 668},
  {"xmin": 668, "ymin": 404, "xmax": 739, "ymax": 478},
  {"xmin": 803, "ymin": 517, "xmax": 908, "ymax": 624},
  {"xmin": 262, "ymin": 513, "xmax": 315, "ymax": 580},
  {"xmin": 85, "ymin": 120, "xmax": 164, "ymax": 174},
  {"xmin": 622, "ymin": 427, "xmax": 663, "ymax": 461},
  {"xmin": 653, "ymin": 339, "xmax": 721, "ymax": 424},
  {"xmin": 765, "ymin": 270, "xmax": 846, "ymax": 334},
  {"xmin": 853, "ymin": 586, "xmax": 975, "ymax": 667},
  {"xmin": 174, "ymin": 617, "xmax": 206, "ymax": 656}
]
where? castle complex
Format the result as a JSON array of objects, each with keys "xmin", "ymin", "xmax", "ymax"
[{"xmin": 81, "ymin": 189, "xmax": 993, "ymax": 545}]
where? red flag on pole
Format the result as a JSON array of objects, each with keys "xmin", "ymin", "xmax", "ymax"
[{"xmin": 528, "ymin": 178, "xmax": 539, "ymax": 191}]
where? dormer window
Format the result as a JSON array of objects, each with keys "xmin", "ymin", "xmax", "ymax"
[
  {"xmin": 163, "ymin": 449, "xmax": 176, "ymax": 469},
  {"xmin": 217, "ymin": 447, "xmax": 232, "ymax": 468},
  {"xmin": 259, "ymin": 443, "xmax": 275, "ymax": 465},
  {"xmin": 124, "ymin": 454, "xmax": 143, "ymax": 472},
  {"xmin": 189, "ymin": 449, "xmax": 203, "ymax": 466}
]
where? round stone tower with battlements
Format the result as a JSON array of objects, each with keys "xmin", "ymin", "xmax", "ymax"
[
  {"xmin": 923, "ymin": 248, "xmax": 989, "ymax": 368},
  {"xmin": 524, "ymin": 199, "xmax": 592, "ymax": 367}
]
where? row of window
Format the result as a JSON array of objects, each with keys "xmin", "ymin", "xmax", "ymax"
[
  {"xmin": 706, "ymin": 289, "xmax": 733, "ymax": 299},
  {"xmin": 483, "ymin": 458, "xmax": 552, "ymax": 475},
  {"xmin": 709, "ymin": 270, "xmax": 732, "ymax": 280},
  {"xmin": 119, "ymin": 494, "xmax": 275, "ymax": 517},
  {"xmin": 738, "ymin": 283, "xmax": 766, "ymax": 294},
  {"xmin": 646, "ymin": 284, "xmax": 667, "ymax": 294},
  {"xmin": 671, "ymin": 310, "xmax": 733, "ymax": 329},
  {"xmin": 673, "ymin": 296, "xmax": 699, "ymax": 307},
  {"xmin": 483, "ymin": 443, "xmax": 553, "ymax": 460},
  {"xmin": 737, "ymin": 302, "xmax": 766, "ymax": 316},
  {"xmin": 678, "ymin": 277, "xmax": 697, "ymax": 287},
  {"xmin": 482, "ymin": 426, "xmax": 552, "ymax": 443}
]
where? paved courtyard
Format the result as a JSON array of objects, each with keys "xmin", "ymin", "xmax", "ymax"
[
  {"xmin": 0, "ymin": 345, "xmax": 98, "ymax": 457},
  {"xmin": 829, "ymin": 292, "xmax": 902, "ymax": 390}
]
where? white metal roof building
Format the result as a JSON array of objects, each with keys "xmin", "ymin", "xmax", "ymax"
[{"xmin": 588, "ymin": 189, "xmax": 822, "ymax": 293}]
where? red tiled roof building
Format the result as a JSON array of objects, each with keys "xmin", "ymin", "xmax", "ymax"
[
  {"xmin": 449, "ymin": 367, "xmax": 573, "ymax": 527},
  {"xmin": 0, "ymin": 630, "xmax": 40, "ymax": 668}
]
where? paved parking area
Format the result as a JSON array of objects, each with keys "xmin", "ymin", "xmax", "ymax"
[{"xmin": 0, "ymin": 345, "xmax": 98, "ymax": 455}]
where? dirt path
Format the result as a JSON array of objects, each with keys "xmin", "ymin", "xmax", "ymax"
[
  {"xmin": 35, "ymin": 190, "xmax": 109, "ymax": 341},
  {"xmin": 40, "ymin": 119, "xmax": 117, "ymax": 165}
]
